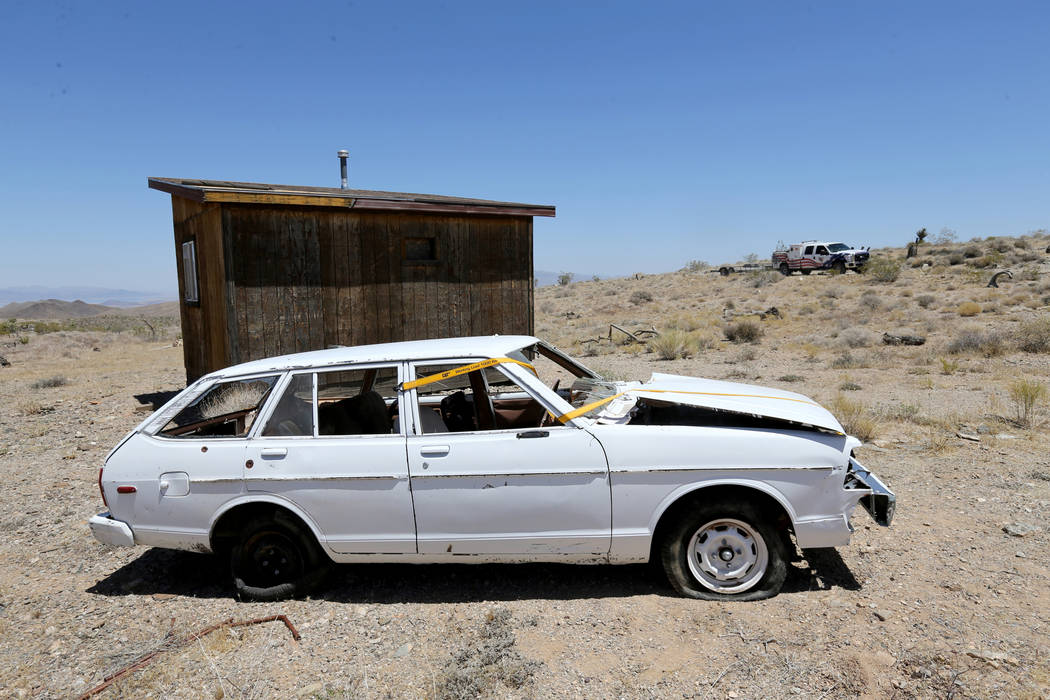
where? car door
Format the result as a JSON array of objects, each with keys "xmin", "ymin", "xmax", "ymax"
[
  {"xmin": 404, "ymin": 359, "xmax": 611, "ymax": 556},
  {"xmin": 244, "ymin": 364, "xmax": 417, "ymax": 554}
]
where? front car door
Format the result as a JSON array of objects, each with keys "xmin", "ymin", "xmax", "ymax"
[
  {"xmin": 245, "ymin": 363, "xmax": 416, "ymax": 554},
  {"xmin": 404, "ymin": 358, "xmax": 611, "ymax": 556}
]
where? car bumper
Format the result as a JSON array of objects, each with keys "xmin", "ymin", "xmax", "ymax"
[
  {"xmin": 89, "ymin": 512, "xmax": 135, "ymax": 547},
  {"xmin": 846, "ymin": 459, "xmax": 896, "ymax": 526}
]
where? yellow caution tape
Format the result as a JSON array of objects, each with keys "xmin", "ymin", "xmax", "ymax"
[
  {"xmin": 401, "ymin": 357, "xmax": 536, "ymax": 391},
  {"xmin": 557, "ymin": 388, "xmax": 820, "ymax": 424}
]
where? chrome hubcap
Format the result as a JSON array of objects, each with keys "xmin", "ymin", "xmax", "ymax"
[{"xmin": 687, "ymin": 518, "xmax": 768, "ymax": 594}]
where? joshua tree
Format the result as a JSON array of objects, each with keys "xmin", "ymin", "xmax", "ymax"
[{"xmin": 915, "ymin": 228, "xmax": 928, "ymax": 244}]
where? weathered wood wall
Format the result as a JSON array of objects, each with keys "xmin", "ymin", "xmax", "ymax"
[
  {"xmin": 185, "ymin": 204, "xmax": 534, "ymax": 375},
  {"xmin": 171, "ymin": 198, "xmax": 229, "ymax": 382}
]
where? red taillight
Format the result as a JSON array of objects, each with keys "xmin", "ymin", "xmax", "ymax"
[
  {"xmin": 98, "ymin": 467, "xmax": 108, "ymax": 508},
  {"xmin": 116, "ymin": 486, "xmax": 136, "ymax": 494}
]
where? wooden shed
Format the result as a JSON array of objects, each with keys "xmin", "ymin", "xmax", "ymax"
[{"xmin": 148, "ymin": 177, "xmax": 555, "ymax": 382}]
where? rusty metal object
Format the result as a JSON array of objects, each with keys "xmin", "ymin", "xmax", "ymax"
[
  {"xmin": 78, "ymin": 614, "xmax": 300, "ymax": 699},
  {"xmin": 580, "ymin": 323, "xmax": 659, "ymax": 345},
  {"xmin": 882, "ymin": 332, "xmax": 926, "ymax": 346}
]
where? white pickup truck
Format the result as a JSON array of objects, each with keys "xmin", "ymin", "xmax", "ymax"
[{"xmin": 772, "ymin": 241, "xmax": 870, "ymax": 275}]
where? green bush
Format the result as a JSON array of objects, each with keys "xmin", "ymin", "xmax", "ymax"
[{"xmin": 866, "ymin": 258, "xmax": 902, "ymax": 282}]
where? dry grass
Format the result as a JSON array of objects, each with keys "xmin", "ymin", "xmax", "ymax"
[
  {"xmin": 199, "ymin": 381, "xmax": 271, "ymax": 419},
  {"xmin": 829, "ymin": 394, "xmax": 879, "ymax": 441},
  {"xmin": 956, "ymin": 301, "xmax": 981, "ymax": 317},
  {"xmin": 723, "ymin": 320, "xmax": 763, "ymax": 344},
  {"xmin": 1016, "ymin": 315, "xmax": 1050, "ymax": 353},
  {"xmin": 1008, "ymin": 378, "xmax": 1047, "ymax": 428}
]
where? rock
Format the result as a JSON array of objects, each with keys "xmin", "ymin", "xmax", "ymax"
[
  {"xmin": 873, "ymin": 610, "xmax": 888, "ymax": 622},
  {"xmin": 882, "ymin": 332, "xmax": 926, "ymax": 346},
  {"xmin": 956, "ymin": 432, "xmax": 980, "ymax": 442},
  {"xmin": 966, "ymin": 650, "xmax": 1018, "ymax": 667},
  {"xmin": 394, "ymin": 643, "xmax": 413, "ymax": 658},
  {"xmin": 0, "ymin": 354, "xmax": 9, "ymax": 367},
  {"xmin": 1003, "ymin": 523, "xmax": 1040, "ymax": 537},
  {"xmin": 297, "ymin": 682, "xmax": 323, "ymax": 697}
]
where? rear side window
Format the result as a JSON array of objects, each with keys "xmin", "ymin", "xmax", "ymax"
[{"xmin": 160, "ymin": 376, "xmax": 278, "ymax": 438}]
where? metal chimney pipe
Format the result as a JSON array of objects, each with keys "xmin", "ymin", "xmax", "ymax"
[{"xmin": 337, "ymin": 149, "xmax": 349, "ymax": 189}]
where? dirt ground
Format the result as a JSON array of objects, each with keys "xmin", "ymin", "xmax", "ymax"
[{"xmin": 1, "ymin": 239, "xmax": 1049, "ymax": 698}]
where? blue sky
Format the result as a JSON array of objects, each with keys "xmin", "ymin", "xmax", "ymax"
[{"xmin": 1, "ymin": 1, "xmax": 1047, "ymax": 296}]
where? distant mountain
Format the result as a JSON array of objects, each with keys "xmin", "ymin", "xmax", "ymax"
[
  {"xmin": 0, "ymin": 298, "xmax": 181, "ymax": 320},
  {"xmin": 0, "ymin": 286, "xmax": 173, "ymax": 306}
]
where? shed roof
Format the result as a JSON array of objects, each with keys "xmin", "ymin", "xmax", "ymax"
[{"xmin": 148, "ymin": 177, "xmax": 555, "ymax": 217}]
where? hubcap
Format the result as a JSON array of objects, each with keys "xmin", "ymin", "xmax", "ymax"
[
  {"xmin": 242, "ymin": 530, "xmax": 303, "ymax": 588},
  {"xmin": 686, "ymin": 518, "xmax": 768, "ymax": 594}
]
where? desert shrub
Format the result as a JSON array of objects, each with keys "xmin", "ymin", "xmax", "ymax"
[
  {"xmin": 839, "ymin": 382, "xmax": 862, "ymax": 391},
  {"xmin": 947, "ymin": 328, "xmax": 1006, "ymax": 357},
  {"xmin": 199, "ymin": 381, "xmax": 270, "ymax": 419},
  {"xmin": 723, "ymin": 320, "xmax": 763, "ymax": 344},
  {"xmin": 1014, "ymin": 238, "xmax": 1029, "ymax": 249},
  {"xmin": 1008, "ymin": 378, "xmax": 1047, "ymax": 428},
  {"xmin": 970, "ymin": 256, "xmax": 996, "ymax": 268},
  {"xmin": 916, "ymin": 294, "xmax": 937, "ymax": 308},
  {"xmin": 31, "ymin": 376, "xmax": 69, "ymax": 389},
  {"xmin": 1016, "ymin": 316, "xmax": 1050, "ymax": 353},
  {"xmin": 830, "ymin": 395, "xmax": 879, "ymax": 441},
  {"xmin": 821, "ymin": 287, "xmax": 842, "ymax": 299},
  {"xmin": 991, "ymin": 239, "xmax": 1013, "ymax": 253},
  {"xmin": 650, "ymin": 329, "xmax": 696, "ymax": 360},
  {"xmin": 778, "ymin": 374, "xmax": 804, "ymax": 383},
  {"xmin": 839, "ymin": 327, "xmax": 877, "ymax": 348},
  {"xmin": 629, "ymin": 290, "xmax": 653, "ymax": 305},
  {"xmin": 957, "ymin": 302, "xmax": 981, "ymax": 317},
  {"xmin": 939, "ymin": 357, "xmax": 960, "ymax": 375},
  {"xmin": 948, "ymin": 251, "xmax": 965, "ymax": 265},
  {"xmin": 749, "ymin": 271, "xmax": 782, "ymax": 288},
  {"xmin": 830, "ymin": 352, "xmax": 865, "ymax": 369},
  {"xmin": 866, "ymin": 258, "xmax": 902, "ymax": 283},
  {"xmin": 557, "ymin": 272, "xmax": 573, "ymax": 286},
  {"xmin": 683, "ymin": 260, "xmax": 710, "ymax": 272},
  {"xmin": 859, "ymin": 291, "xmax": 882, "ymax": 310},
  {"xmin": 963, "ymin": 245, "xmax": 982, "ymax": 258}
]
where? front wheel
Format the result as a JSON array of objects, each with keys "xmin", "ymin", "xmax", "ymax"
[
  {"xmin": 832, "ymin": 260, "xmax": 847, "ymax": 275},
  {"xmin": 231, "ymin": 514, "xmax": 327, "ymax": 601},
  {"xmin": 660, "ymin": 500, "xmax": 787, "ymax": 601}
]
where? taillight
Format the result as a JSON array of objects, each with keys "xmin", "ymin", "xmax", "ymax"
[{"xmin": 98, "ymin": 467, "xmax": 108, "ymax": 508}]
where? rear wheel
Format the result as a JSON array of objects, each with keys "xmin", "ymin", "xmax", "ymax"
[
  {"xmin": 779, "ymin": 263, "xmax": 790, "ymax": 276},
  {"xmin": 231, "ymin": 514, "xmax": 327, "ymax": 601},
  {"xmin": 660, "ymin": 499, "xmax": 787, "ymax": 601}
]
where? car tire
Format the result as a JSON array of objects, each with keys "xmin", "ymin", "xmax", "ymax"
[
  {"xmin": 660, "ymin": 499, "xmax": 787, "ymax": 601},
  {"xmin": 719, "ymin": 267, "xmax": 731, "ymax": 276},
  {"xmin": 778, "ymin": 263, "xmax": 790, "ymax": 276},
  {"xmin": 832, "ymin": 260, "xmax": 846, "ymax": 275},
  {"xmin": 231, "ymin": 514, "xmax": 327, "ymax": 602}
]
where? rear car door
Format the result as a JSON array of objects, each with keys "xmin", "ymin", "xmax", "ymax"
[
  {"xmin": 404, "ymin": 359, "xmax": 611, "ymax": 555},
  {"xmin": 245, "ymin": 364, "xmax": 416, "ymax": 554}
]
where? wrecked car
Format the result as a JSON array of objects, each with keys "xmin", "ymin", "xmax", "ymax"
[{"xmin": 90, "ymin": 335, "xmax": 894, "ymax": 601}]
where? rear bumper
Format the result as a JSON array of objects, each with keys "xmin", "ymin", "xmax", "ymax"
[{"xmin": 89, "ymin": 512, "xmax": 135, "ymax": 547}]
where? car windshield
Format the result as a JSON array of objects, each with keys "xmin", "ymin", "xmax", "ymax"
[{"xmin": 827, "ymin": 243, "xmax": 850, "ymax": 252}]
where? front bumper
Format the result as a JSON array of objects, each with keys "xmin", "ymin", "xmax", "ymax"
[
  {"xmin": 846, "ymin": 459, "xmax": 896, "ymax": 526},
  {"xmin": 89, "ymin": 512, "xmax": 135, "ymax": 547}
]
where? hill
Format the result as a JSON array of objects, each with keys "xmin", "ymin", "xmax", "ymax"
[{"xmin": 0, "ymin": 299, "xmax": 117, "ymax": 319}]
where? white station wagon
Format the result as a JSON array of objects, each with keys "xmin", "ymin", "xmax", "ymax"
[{"xmin": 90, "ymin": 335, "xmax": 894, "ymax": 601}]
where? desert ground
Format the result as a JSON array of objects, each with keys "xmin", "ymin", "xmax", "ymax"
[{"xmin": 1, "ymin": 235, "xmax": 1048, "ymax": 699}]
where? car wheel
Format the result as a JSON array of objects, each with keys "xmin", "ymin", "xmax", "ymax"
[
  {"xmin": 832, "ymin": 260, "xmax": 846, "ymax": 275},
  {"xmin": 779, "ymin": 263, "xmax": 790, "ymax": 276},
  {"xmin": 231, "ymin": 514, "xmax": 327, "ymax": 602},
  {"xmin": 719, "ymin": 267, "xmax": 730, "ymax": 276},
  {"xmin": 660, "ymin": 500, "xmax": 787, "ymax": 601}
]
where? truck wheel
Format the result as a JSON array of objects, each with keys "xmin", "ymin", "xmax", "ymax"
[
  {"xmin": 779, "ymin": 263, "xmax": 790, "ymax": 276},
  {"xmin": 230, "ymin": 514, "xmax": 327, "ymax": 601},
  {"xmin": 832, "ymin": 260, "xmax": 846, "ymax": 275},
  {"xmin": 660, "ymin": 499, "xmax": 787, "ymax": 601},
  {"xmin": 720, "ymin": 267, "xmax": 730, "ymax": 276}
]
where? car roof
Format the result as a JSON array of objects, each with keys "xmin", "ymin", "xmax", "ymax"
[{"xmin": 208, "ymin": 335, "xmax": 540, "ymax": 379}]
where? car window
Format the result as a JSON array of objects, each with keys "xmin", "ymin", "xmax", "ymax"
[
  {"xmin": 159, "ymin": 376, "xmax": 279, "ymax": 438},
  {"xmin": 816, "ymin": 246, "xmax": 828, "ymax": 255},
  {"xmin": 261, "ymin": 373, "xmax": 315, "ymax": 436},
  {"xmin": 804, "ymin": 245, "xmax": 814, "ymax": 255},
  {"xmin": 827, "ymin": 242, "xmax": 850, "ymax": 252},
  {"xmin": 316, "ymin": 366, "xmax": 400, "ymax": 436},
  {"xmin": 412, "ymin": 362, "xmax": 549, "ymax": 433}
]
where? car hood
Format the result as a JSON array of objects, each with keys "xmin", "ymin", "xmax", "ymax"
[{"xmin": 598, "ymin": 373, "xmax": 845, "ymax": 434}]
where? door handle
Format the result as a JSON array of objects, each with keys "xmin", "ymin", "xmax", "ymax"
[
  {"xmin": 420, "ymin": 445, "xmax": 450, "ymax": 457},
  {"xmin": 516, "ymin": 430, "xmax": 549, "ymax": 439},
  {"xmin": 260, "ymin": 447, "xmax": 288, "ymax": 458}
]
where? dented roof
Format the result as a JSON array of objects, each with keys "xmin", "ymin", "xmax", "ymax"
[{"xmin": 148, "ymin": 177, "xmax": 556, "ymax": 217}]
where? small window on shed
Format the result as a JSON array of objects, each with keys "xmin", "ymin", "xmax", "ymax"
[
  {"xmin": 403, "ymin": 237, "xmax": 437, "ymax": 262},
  {"xmin": 182, "ymin": 240, "xmax": 199, "ymax": 303}
]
